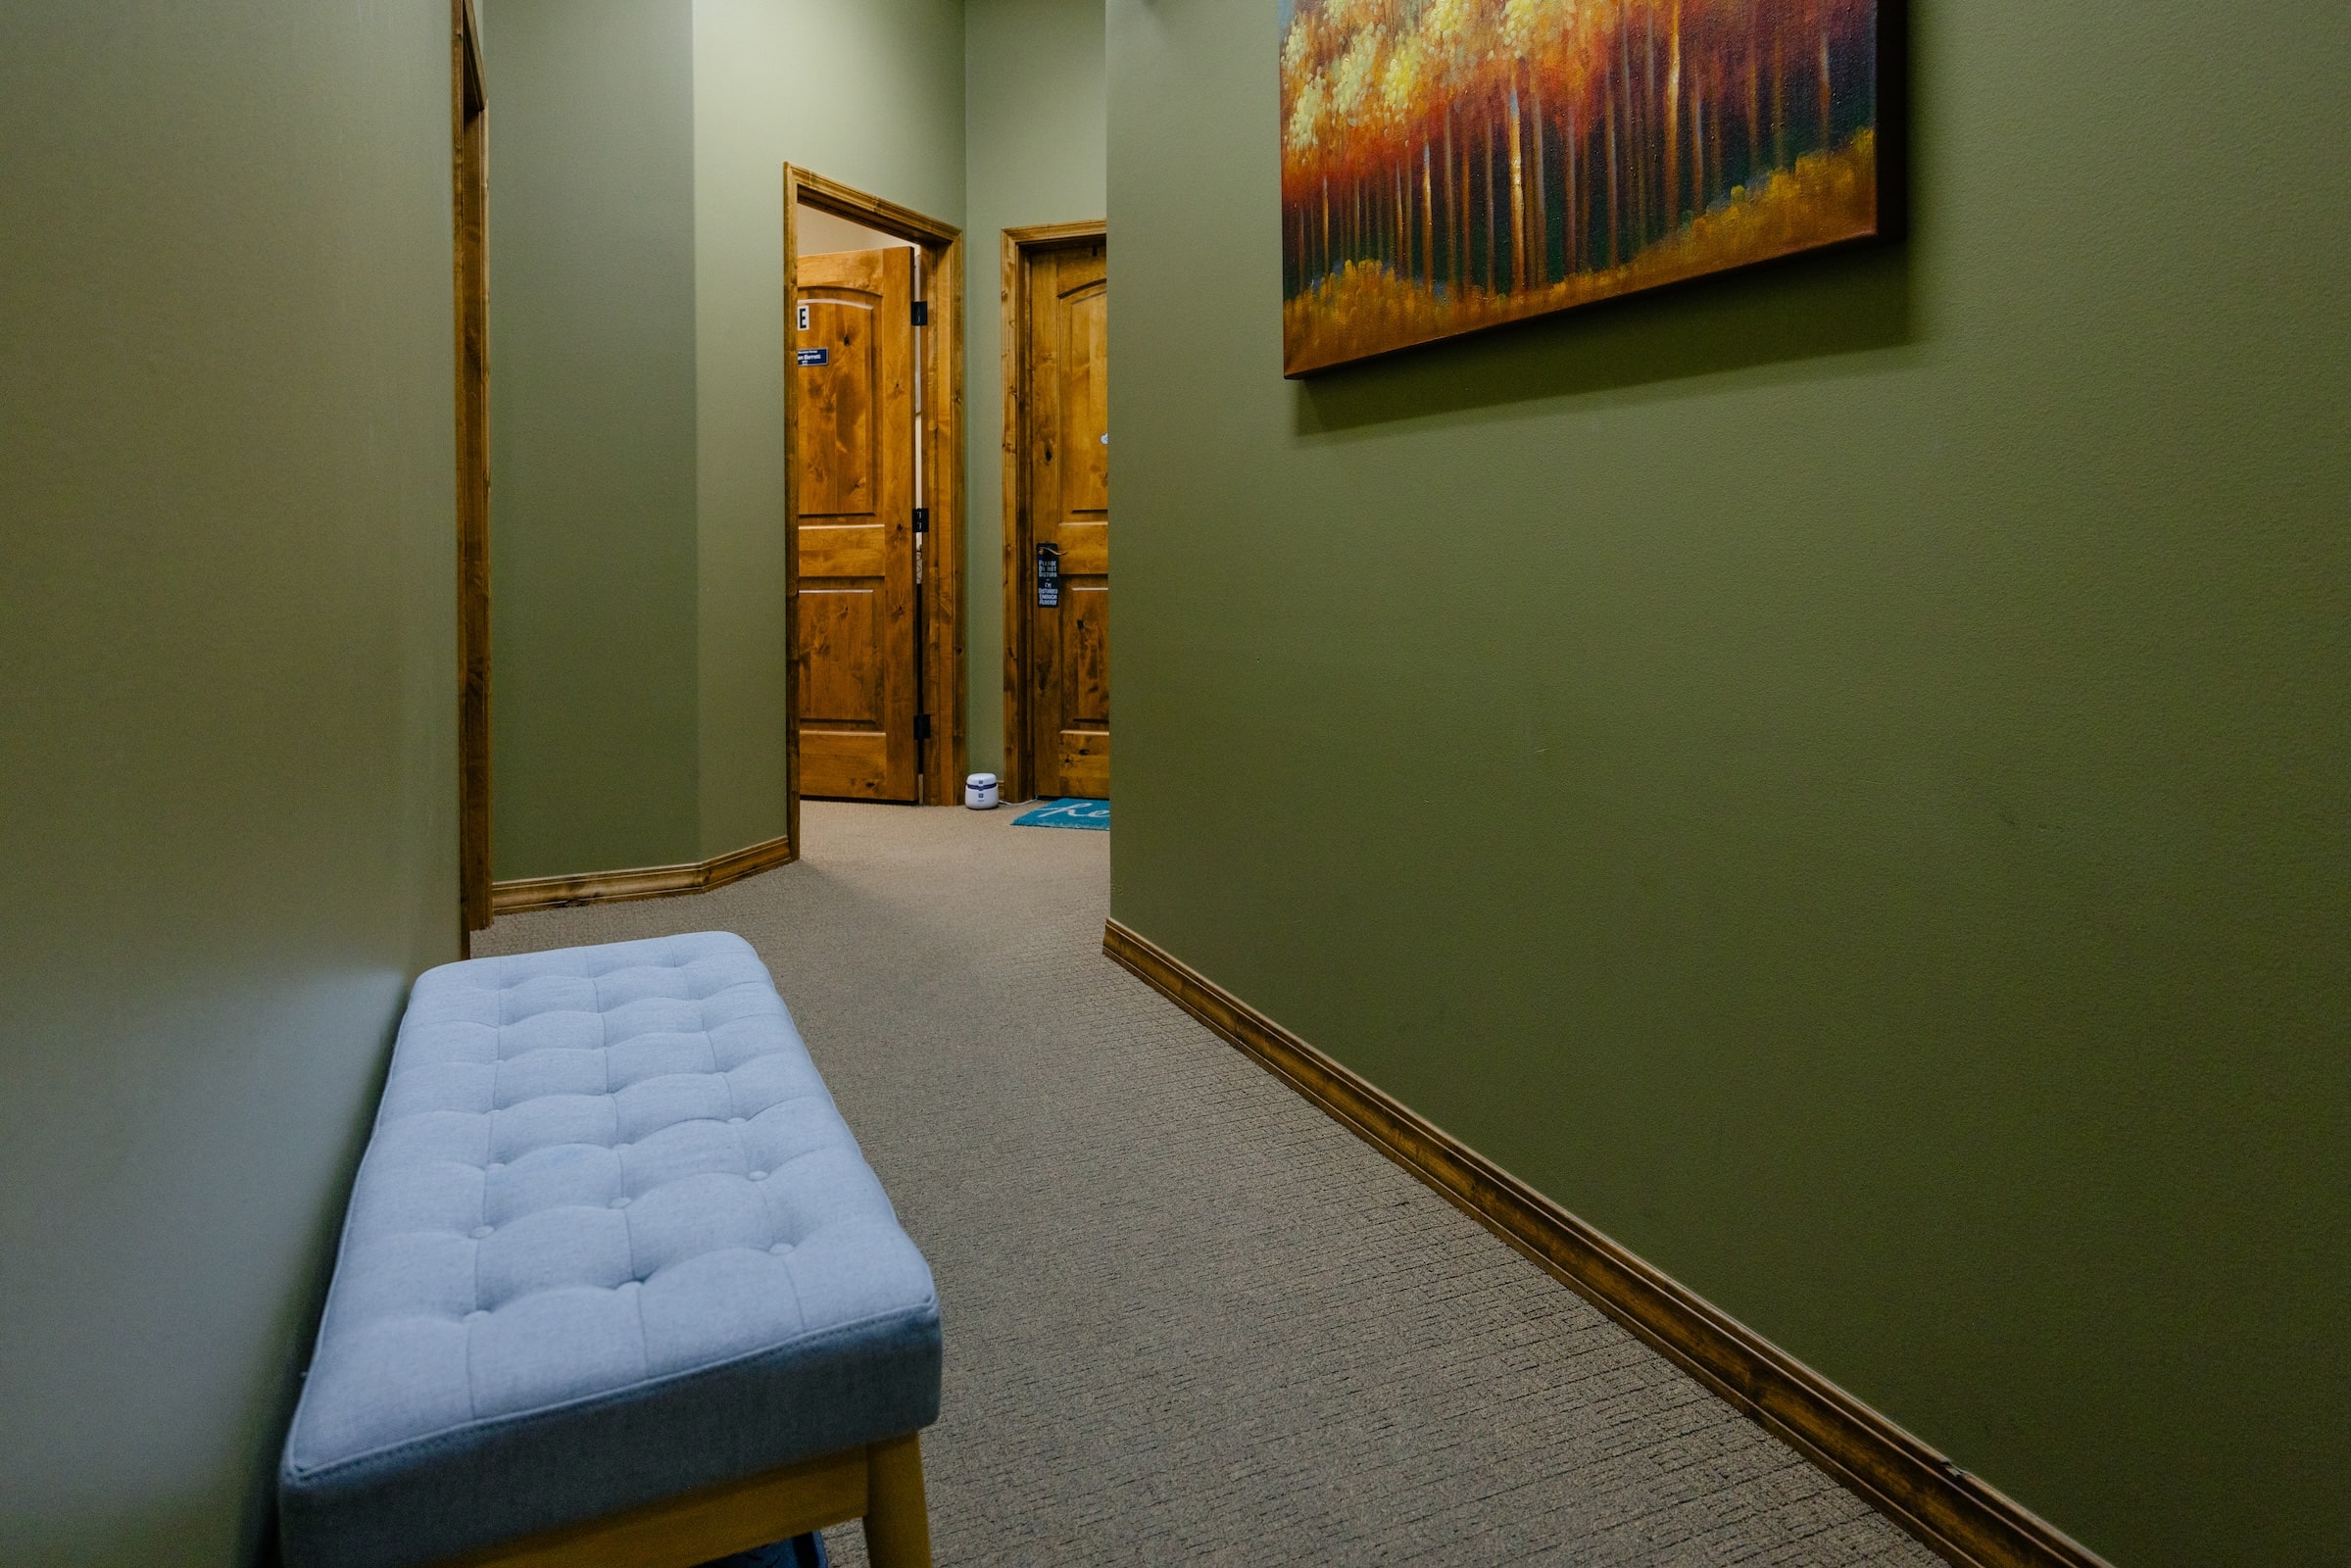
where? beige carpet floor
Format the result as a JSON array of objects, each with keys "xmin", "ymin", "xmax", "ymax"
[{"xmin": 474, "ymin": 801, "xmax": 1936, "ymax": 1567}]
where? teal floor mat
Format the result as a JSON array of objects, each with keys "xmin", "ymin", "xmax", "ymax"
[{"xmin": 1011, "ymin": 798, "xmax": 1108, "ymax": 830}]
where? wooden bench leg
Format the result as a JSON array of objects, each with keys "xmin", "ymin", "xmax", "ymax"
[{"xmin": 860, "ymin": 1434, "xmax": 933, "ymax": 1568}]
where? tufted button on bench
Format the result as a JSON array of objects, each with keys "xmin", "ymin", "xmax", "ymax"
[{"xmin": 278, "ymin": 933, "xmax": 941, "ymax": 1568}]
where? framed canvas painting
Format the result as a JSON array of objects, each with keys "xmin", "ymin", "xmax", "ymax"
[{"xmin": 1280, "ymin": 0, "xmax": 1896, "ymax": 375}]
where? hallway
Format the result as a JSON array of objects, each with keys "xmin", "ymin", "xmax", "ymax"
[{"xmin": 476, "ymin": 805, "xmax": 1935, "ymax": 1566}]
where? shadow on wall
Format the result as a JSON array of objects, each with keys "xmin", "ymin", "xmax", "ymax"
[{"xmin": 1293, "ymin": 238, "xmax": 1916, "ymax": 434}]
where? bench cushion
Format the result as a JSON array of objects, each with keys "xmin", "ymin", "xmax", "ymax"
[{"xmin": 278, "ymin": 933, "xmax": 941, "ymax": 1568}]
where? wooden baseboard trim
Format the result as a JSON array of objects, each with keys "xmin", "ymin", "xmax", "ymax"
[
  {"xmin": 1102, "ymin": 917, "xmax": 2109, "ymax": 1568},
  {"xmin": 490, "ymin": 834, "xmax": 795, "ymax": 916}
]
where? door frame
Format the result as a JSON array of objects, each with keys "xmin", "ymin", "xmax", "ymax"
[
  {"xmin": 453, "ymin": 0, "xmax": 491, "ymax": 944},
  {"xmin": 998, "ymin": 220, "xmax": 1107, "ymax": 805},
  {"xmin": 783, "ymin": 167, "xmax": 966, "ymax": 845}
]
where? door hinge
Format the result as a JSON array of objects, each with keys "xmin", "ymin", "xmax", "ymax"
[
  {"xmin": 913, "ymin": 713, "xmax": 932, "ymax": 741},
  {"xmin": 912, "ymin": 507, "xmax": 929, "ymax": 534},
  {"xmin": 910, "ymin": 300, "xmax": 929, "ymax": 327}
]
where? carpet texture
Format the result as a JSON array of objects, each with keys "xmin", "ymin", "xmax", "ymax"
[{"xmin": 475, "ymin": 803, "xmax": 1935, "ymax": 1567}]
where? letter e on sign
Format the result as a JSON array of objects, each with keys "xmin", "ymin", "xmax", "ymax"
[{"xmin": 797, "ymin": 304, "xmax": 810, "ymax": 332}]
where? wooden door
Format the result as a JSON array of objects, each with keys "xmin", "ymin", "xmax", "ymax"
[
  {"xmin": 796, "ymin": 247, "xmax": 918, "ymax": 802},
  {"xmin": 1023, "ymin": 241, "xmax": 1110, "ymax": 799}
]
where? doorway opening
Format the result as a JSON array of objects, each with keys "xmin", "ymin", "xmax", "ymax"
[
  {"xmin": 1000, "ymin": 222, "xmax": 1108, "ymax": 806},
  {"xmin": 784, "ymin": 170, "xmax": 965, "ymax": 850}
]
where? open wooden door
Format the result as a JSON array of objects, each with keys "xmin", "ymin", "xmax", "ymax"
[
  {"xmin": 1016, "ymin": 236, "xmax": 1109, "ymax": 800},
  {"xmin": 794, "ymin": 247, "xmax": 920, "ymax": 803}
]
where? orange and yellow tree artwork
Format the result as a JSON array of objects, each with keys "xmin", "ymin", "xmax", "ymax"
[{"xmin": 1280, "ymin": 0, "xmax": 1886, "ymax": 374}]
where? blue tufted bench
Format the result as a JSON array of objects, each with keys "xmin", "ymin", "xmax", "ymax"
[{"xmin": 278, "ymin": 933, "xmax": 941, "ymax": 1568}]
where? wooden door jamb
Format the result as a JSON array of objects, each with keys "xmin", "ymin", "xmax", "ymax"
[
  {"xmin": 999, "ymin": 220, "xmax": 1107, "ymax": 806},
  {"xmin": 454, "ymin": 0, "xmax": 491, "ymax": 947}
]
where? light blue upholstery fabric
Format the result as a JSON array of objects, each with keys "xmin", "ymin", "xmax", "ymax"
[{"xmin": 278, "ymin": 934, "xmax": 941, "ymax": 1568}]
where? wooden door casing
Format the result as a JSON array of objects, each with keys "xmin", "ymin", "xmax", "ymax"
[
  {"xmin": 453, "ymin": 0, "xmax": 491, "ymax": 940},
  {"xmin": 795, "ymin": 247, "xmax": 918, "ymax": 802},
  {"xmin": 1024, "ymin": 241, "xmax": 1110, "ymax": 800}
]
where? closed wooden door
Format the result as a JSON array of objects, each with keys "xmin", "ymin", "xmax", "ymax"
[
  {"xmin": 1023, "ymin": 241, "xmax": 1109, "ymax": 799},
  {"xmin": 796, "ymin": 247, "xmax": 918, "ymax": 802}
]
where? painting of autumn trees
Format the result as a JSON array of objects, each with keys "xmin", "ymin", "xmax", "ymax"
[{"xmin": 1280, "ymin": 0, "xmax": 1885, "ymax": 373}]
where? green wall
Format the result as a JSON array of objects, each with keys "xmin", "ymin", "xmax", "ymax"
[
  {"xmin": 486, "ymin": 0, "xmax": 967, "ymax": 876},
  {"xmin": 492, "ymin": 0, "xmax": 1107, "ymax": 864},
  {"xmin": 0, "ymin": 5, "xmax": 461, "ymax": 1565},
  {"xmin": 487, "ymin": 0, "xmax": 704, "ymax": 878},
  {"xmin": 1105, "ymin": 2, "xmax": 2348, "ymax": 1564},
  {"xmin": 693, "ymin": 0, "xmax": 967, "ymax": 858},
  {"xmin": 964, "ymin": 0, "xmax": 1109, "ymax": 780}
]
